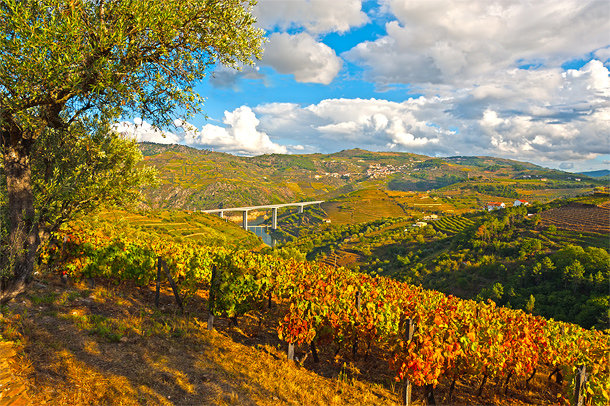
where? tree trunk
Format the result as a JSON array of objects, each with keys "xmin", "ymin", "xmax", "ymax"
[{"xmin": 1, "ymin": 124, "xmax": 39, "ymax": 304}]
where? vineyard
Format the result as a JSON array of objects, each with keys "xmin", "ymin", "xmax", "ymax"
[
  {"xmin": 42, "ymin": 224, "xmax": 610, "ymax": 405},
  {"xmin": 432, "ymin": 216, "xmax": 476, "ymax": 234},
  {"xmin": 539, "ymin": 203, "xmax": 610, "ymax": 234},
  {"xmin": 318, "ymin": 250, "xmax": 365, "ymax": 269}
]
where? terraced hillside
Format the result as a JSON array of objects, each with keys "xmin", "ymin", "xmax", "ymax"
[
  {"xmin": 96, "ymin": 209, "xmax": 264, "ymax": 249},
  {"xmin": 318, "ymin": 249, "xmax": 365, "ymax": 268},
  {"xmin": 433, "ymin": 215, "xmax": 476, "ymax": 234},
  {"xmin": 137, "ymin": 143, "xmax": 601, "ymax": 210},
  {"xmin": 540, "ymin": 202, "xmax": 610, "ymax": 234},
  {"xmin": 277, "ymin": 201, "xmax": 609, "ymax": 330}
]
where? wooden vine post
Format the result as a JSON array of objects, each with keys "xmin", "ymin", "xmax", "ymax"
[
  {"xmin": 308, "ymin": 295, "xmax": 320, "ymax": 362},
  {"xmin": 155, "ymin": 257, "xmax": 162, "ymax": 308},
  {"xmin": 155, "ymin": 257, "xmax": 184, "ymax": 312},
  {"xmin": 574, "ymin": 365, "xmax": 587, "ymax": 406},
  {"xmin": 207, "ymin": 266, "xmax": 217, "ymax": 331},
  {"xmin": 402, "ymin": 317, "xmax": 414, "ymax": 406},
  {"xmin": 352, "ymin": 291, "xmax": 361, "ymax": 356},
  {"xmin": 267, "ymin": 266, "xmax": 274, "ymax": 310},
  {"xmin": 61, "ymin": 235, "xmax": 68, "ymax": 257},
  {"xmin": 310, "ymin": 340, "xmax": 319, "ymax": 363},
  {"xmin": 287, "ymin": 342, "xmax": 295, "ymax": 361}
]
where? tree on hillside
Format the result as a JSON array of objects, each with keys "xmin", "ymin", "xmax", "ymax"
[
  {"xmin": 29, "ymin": 118, "xmax": 159, "ymax": 231},
  {"xmin": 0, "ymin": 0, "xmax": 264, "ymax": 303}
]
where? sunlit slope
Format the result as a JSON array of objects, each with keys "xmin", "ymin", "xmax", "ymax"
[
  {"xmin": 138, "ymin": 143, "xmax": 601, "ymax": 210},
  {"xmin": 278, "ymin": 197, "xmax": 610, "ymax": 330},
  {"xmin": 95, "ymin": 209, "xmax": 265, "ymax": 250}
]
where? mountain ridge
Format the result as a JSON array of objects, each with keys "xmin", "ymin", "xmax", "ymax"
[
  {"xmin": 577, "ymin": 169, "xmax": 610, "ymax": 178},
  {"xmin": 137, "ymin": 142, "xmax": 603, "ymax": 210}
]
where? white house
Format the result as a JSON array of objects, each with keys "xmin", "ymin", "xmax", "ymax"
[
  {"xmin": 513, "ymin": 200, "xmax": 529, "ymax": 207},
  {"xmin": 486, "ymin": 202, "xmax": 505, "ymax": 211}
]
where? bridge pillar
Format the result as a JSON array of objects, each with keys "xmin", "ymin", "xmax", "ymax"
[
  {"xmin": 242, "ymin": 210, "xmax": 248, "ymax": 230},
  {"xmin": 219, "ymin": 211, "xmax": 224, "ymax": 218},
  {"xmin": 298, "ymin": 205, "xmax": 304, "ymax": 214},
  {"xmin": 272, "ymin": 207, "xmax": 278, "ymax": 229}
]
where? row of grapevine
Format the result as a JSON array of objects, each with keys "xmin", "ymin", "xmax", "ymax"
[
  {"xmin": 43, "ymin": 224, "xmax": 609, "ymax": 405},
  {"xmin": 433, "ymin": 216, "xmax": 475, "ymax": 234},
  {"xmin": 276, "ymin": 261, "xmax": 608, "ymax": 404},
  {"xmin": 539, "ymin": 205, "xmax": 610, "ymax": 234}
]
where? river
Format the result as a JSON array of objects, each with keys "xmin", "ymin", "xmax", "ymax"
[{"xmin": 248, "ymin": 216, "xmax": 278, "ymax": 247}]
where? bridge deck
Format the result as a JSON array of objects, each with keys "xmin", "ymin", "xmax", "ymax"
[{"xmin": 201, "ymin": 200, "xmax": 324, "ymax": 213}]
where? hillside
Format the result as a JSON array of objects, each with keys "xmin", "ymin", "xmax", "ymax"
[
  {"xmin": 278, "ymin": 196, "xmax": 610, "ymax": 330},
  {"xmin": 1, "ymin": 270, "xmax": 567, "ymax": 406},
  {"xmin": 0, "ymin": 274, "xmax": 400, "ymax": 406},
  {"xmin": 95, "ymin": 209, "xmax": 265, "ymax": 250},
  {"xmin": 137, "ymin": 143, "xmax": 601, "ymax": 211},
  {"xmin": 7, "ymin": 144, "xmax": 603, "ymax": 404},
  {"xmin": 578, "ymin": 169, "xmax": 610, "ymax": 178},
  {"xmin": 129, "ymin": 143, "xmax": 609, "ymax": 330},
  {"xmin": 2, "ymin": 218, "xmax": 605, "ymax": 406}
]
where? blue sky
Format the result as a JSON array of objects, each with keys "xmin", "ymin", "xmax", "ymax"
[{"xmin": 122, "ymin": 0, "xmax": 610, "ymax": 173}]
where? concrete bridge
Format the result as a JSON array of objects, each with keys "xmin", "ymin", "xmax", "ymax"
[{"xmin": 201, "ymin": 201, "xmax": 325, "ymax": 230}]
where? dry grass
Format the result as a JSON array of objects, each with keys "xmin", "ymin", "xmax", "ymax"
[
  {"xmin": 2, "ymin": 275, "xmax": 401, "ymax": 406},
  {"xmin": 1, "ymin": 273, "xmax": 562, "ymax": 406}
]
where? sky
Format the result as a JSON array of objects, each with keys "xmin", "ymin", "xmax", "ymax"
[{"xmin": 118, "ymin": 0, "xmax": 610, "ymax": 173}]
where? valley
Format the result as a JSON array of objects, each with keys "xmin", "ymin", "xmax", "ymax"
[
  {"xmin": 133, "ymin": 144, "xmax": 609, "ymax": 330},
  {"xmin": 2, "ymin": 144, "xmax": 608, "ymax": 406},
  {"xmin": 137, "ymin": 144, "xmax": 601, "ymax": 211}
]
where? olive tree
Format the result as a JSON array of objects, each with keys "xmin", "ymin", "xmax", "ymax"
[{"xmin": 0, "ymin": 0, "xmax": 265, "ymax": 303}]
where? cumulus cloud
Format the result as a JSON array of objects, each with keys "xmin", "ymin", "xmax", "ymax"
[
  {"xmin": 121, "ymin": 58, "xmax": 607, "ymax": 165},
  {"xmin": 209, "ymin": 65, "xmax": 265, "ymax": 89},
  {"xmin": 256, "ymin": 97, "xmax": 449, "ymax": 154},
  {"xmin": 345, "ymin": 0, "xmax": 610, "ymax": 86},
  {"xmin": 254, "ymin": 0, "xmax": 368, "ymax": 34},
  {"xmin": 114, "ymin": 121, "xmax": 181, "ymax": 144},
  {"xmin": 595, "ymin": 47, "xmax": 610, "ymax": 64},
  {"xmin": 115, "ymin": 109, "xmax": 297, "ymax": 156},
  {"xmin": 261, "ymin": 32, "xmax": 343, "ymax": 84},
  {"xmin": 249, "ymin": 61, "xmax": 609, "ymax": 165},
  {"xmin": 182, "ymin": 107, "xmax": 289, "ymax": 155}
]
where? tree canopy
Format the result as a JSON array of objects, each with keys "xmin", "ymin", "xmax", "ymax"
[{"xmin": 0, "ymin": 0, "xmax": 265, "ymax": 303}]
